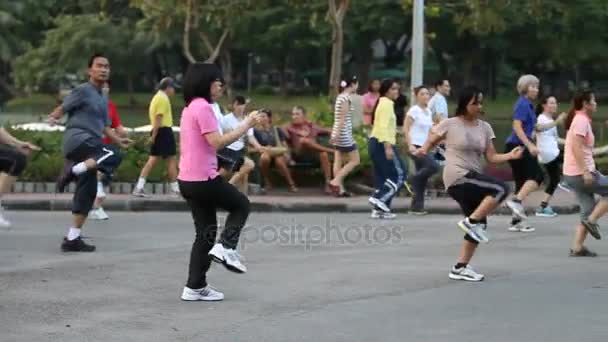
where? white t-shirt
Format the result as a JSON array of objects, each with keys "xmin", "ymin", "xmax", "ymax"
[
  {"xmin": 211, "ymin": 102, "xmax": 224, "ymax": 135},
  {"xmin": 536, "ymin": 113, "xmax": 560, "ymax": 164},
  {"xmin": 222, "ymin": 113, "xmax": 254, "ymax": 151},
  {"xmin": 429, "ymin": 93, "xmax": 448, "ymax": 120},
  {"xmin": 407, "ymin": 105, "xmax": 433, "ymax": 146}
]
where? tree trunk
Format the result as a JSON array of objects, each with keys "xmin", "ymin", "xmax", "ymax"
[
  {"xmin": 182, "ymin": 0, "xmax": 197, "ymax": 63},
  {"xmin": 328, "ymin": 24, "xmax": 344, "ymax": 100},
  {"xmin": 327, "ymin": 0, "xmax": 349, "ymax": 100}
]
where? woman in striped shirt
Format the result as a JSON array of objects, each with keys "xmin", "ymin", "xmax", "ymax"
[{"xmin": 329, "ymin": 76, "xmax": 360, "ymax": 196}]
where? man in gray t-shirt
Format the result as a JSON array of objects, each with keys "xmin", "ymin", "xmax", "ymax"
[
  {"xmin": 47, "ymin": 53, "xmax": 132, "ymax": 253},
  {"xmin": 61, "ymin": 82, "xmax": 111, "ymax": 155}
]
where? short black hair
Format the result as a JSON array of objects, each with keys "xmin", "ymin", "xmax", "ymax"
[
  {"xmin": 434, "ymin": 79, "xmax": 448, "ymax": 89},
  {"xmin": 259, "ymin": 108, "xmax": 272, "ymax": 117},
  {"xmin": 88, "ymin": 53, "xmax": 107, "ymax": 68},
  {"xmin": 182, "ymin": 62, "xmax": 224, "ymax": 105},
  {"xmin": 293, "ymin": 105, "xmax": 306, "ymax": 115},
  {"xmin": 233, "ymin": 95, "xmax": 247, "ymax": 105}
]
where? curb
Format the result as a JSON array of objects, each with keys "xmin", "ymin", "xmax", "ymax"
[{"xmin": 1, "ymin": 198, "xmax": 581, "ymax": 215}]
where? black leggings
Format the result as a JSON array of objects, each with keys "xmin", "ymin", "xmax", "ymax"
[
  {"xmin": 447, "ymin": 171, "xmax": 510, "ymax": 244},
  {"xmin": 505, "ymin": 143, "xmax": 544, "ymax": 193},
  {"xmin": 541, "ymin": 155, "xmax": 562, "ymax": 196},
  {"xmin": 0, "ymin": 145, "xmax": 27, "ymax": 176},
  {"xmin": 179, "ymin": 176, "xmax": 250, "ymax": 289}
]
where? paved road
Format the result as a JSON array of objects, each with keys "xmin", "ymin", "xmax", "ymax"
[{"xmin": 1, "ymin": 212, "xmax": 607, "ymax": 342}]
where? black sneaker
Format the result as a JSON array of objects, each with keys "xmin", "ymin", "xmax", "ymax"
[
  {"xmin": 61, "ymin": 237, "xmax": 96, "ymax": 252},
  {"xmin": 582, "ymin": 220, "xmax": 601, "ymax": 240},
  {"xmin": 56, "ymin": 160, "xmax": 76, "ymax": 193},
  {"xmin": 569, "ymin": 247, "xmax": 598, "ymax": 257}
]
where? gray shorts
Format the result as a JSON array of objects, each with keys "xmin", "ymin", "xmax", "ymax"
[{"xmin": 563, "ymin": 171, "xmax": 608, "ymax": 220}]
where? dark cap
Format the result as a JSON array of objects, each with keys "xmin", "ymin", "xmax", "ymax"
[{"xmin": 158, "ymin": 77, "xmax": 180, "ymax": 90}]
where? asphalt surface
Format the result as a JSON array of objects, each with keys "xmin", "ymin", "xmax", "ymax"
[{"xmin": 1, "ymin": 211, "xmax": 607, "ymax": 342}]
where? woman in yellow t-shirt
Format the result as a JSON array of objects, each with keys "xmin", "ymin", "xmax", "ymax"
[{"xmin": 367, "ymin": 79, "xmax": 407, "ymax": 219}]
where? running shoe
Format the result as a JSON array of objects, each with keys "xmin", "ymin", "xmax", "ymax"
[
  {"xmin": 181, "ymin": 286, "xmax": 224, "ymax": 301},
  {"xmin": 506, "ymin": 199, "xmax": 527, "ymax": 219},
  {"xmin": 409, "ymin": 210, "xmax": 428, "ymax": 216},
  {"xmin": 569, "ymin": 247, "xmax": 598, "ymax": 257},
  {"xmin": 558, "ymin": 182, "xmax": 573, "ymax": 193},
  {"xmin": 535, "ymin": 206, "xmax": 557, "ymax": 218},
  {"xmin": 449, "ymin": 265, "xmax": 485, "ymax": 282},
  {"xmin": 519, "ymin": 222, "xmax": 536, "ymax": 233},
  {"xmin": 0, "ymin": 207, "xmax": 11, "ymax": 228},
  {"xmin": 61, "ymin": 237, "xmax": 96, "ymax": 252},
  {"xmin": 371, "ymin": 209, "xmax": 397, "ymax": 220},
  {"xmin": 56, "ymin": 160, "xmax": 76, "ymax": 193},
  {"xmin": 508, "ymin": 222, "xmax": 522, "ymax": 232},
  {"xmin": 132, "ymin": 187, "xmax": 151, "ymax": 198},
  {"xmin": 582, "ymin": 219, "xmax": 602, "ymax": 240},
  {"xmin": 209, "ymin": 243, "xmax": 247, "ymax": 273},
  {"xmin": 89, "ymin": 208, "xmax": 109, "ymax": 220},
  {"xmin": 457, "ymin": 218, "xmax": 489, "ymax": 243},
  {"xmin": 368, "ymin": 197, "xmax": 390, "ymax": 213}
]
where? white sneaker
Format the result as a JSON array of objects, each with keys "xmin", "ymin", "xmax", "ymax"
[
  {"xmin": 508, "ymin": 222, "xmax": 535, "ymax": 232},
  {"xmin": 181, "ymin": 286, "xmax": 224, "ymax": 301},
  {"xmin": 209, "ymin": 243, "xmax": 226, "ymax": 263},
  {"xmin": 368, "ymin": 197, "xmax": 390, "ymax": 213},
  {"xmin": 449, "ymin": 265, "xmax": 485, "ymax": 282},
  {"xmin": 508, "ymin": 222, "xmax": 522, "ymax": 232},
  {"xmin": 371, "ymin": 209, "xmax": 397, "ymax": 220},
  {"xmin": 209, "ymin": 243, "xmax": 247, "ymax": 273},
  {"xmin": 506, "ymin": 199, "xmax": 527, "ymax": 219},
  {"xmin": 519, "ymin": 223, "xmax": 535, "ymax": 233},
  {"xmin": 0, "ymin": 210, "xmax": 11, "ymax": 228},
  {"xmin": 89, "ymin": 208, "xmax": 109, "ymax": 220},
  {"xmin": 132, "ymin": 187, "xmax": 150, "ymax": 198},
  {"xmin": 457, "ymin": 218, "xmax": 489, "ymax": 243}
]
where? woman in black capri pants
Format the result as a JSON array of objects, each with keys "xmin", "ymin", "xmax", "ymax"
[{"xmin": 415, "ymin": 86, "xmax": 523, "ymax": 281}]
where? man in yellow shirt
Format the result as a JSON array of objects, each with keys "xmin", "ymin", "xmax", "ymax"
[{"xmin": 133, "ymin": 77, "xmax": 179, "ymax": 197}]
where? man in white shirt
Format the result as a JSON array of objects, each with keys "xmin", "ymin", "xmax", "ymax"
[
  {"xmin": 428, "ymin": 79, "xmax": 451, "ymax": 123},
  {"xmin": 217, "ymin": 96, "xmax": 263, "ymax": 194},
  {"xmin": 428, "ymin": 79, "xmax": 451, "ymax": 163}
]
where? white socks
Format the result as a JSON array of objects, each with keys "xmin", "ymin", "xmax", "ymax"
[
  {"xmin": 97, "ymin": 181, "xmax": 106, "ymax": 198},
  {"xmin": 136, "ymin": 177, "xmax": 146, "ymax": 190},
  {"xmin": 67, "ymin": 227, "xmax": 81, "ymax": 241},
  {"xmin": 170, "ymin": 181, "xmax": 179, "ymax": 192},
  {"xmin": 71, "ymin": 162, "xmax": 88, "ymax": 175}
]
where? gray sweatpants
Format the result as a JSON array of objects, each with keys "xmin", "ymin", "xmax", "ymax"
[{"xmin": 563, "ymin": 171, "xmax": 608, "ymax": 220}]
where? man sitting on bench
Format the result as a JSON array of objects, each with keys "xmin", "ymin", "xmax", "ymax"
[{"xmin": 283, "ymin": 105, "xmax": 334, "ymax": 194}]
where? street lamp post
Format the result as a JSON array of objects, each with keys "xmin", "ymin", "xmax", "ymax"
[{"xmin": 410, "ymin": 0, "xmax": 424, "ymax": 105}]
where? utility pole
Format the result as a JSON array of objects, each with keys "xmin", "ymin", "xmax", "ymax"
[{"xmin": 410, "ymin": 0, "xmax": 424, "ymax": 105}]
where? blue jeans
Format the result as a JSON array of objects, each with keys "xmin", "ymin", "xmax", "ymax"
[{"xmin": 369, "ymin": 137, "xmax": 407, "ymax": 209}]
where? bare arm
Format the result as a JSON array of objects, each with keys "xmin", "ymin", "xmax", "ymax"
[
  {"xmin": 0, "ymin": 127, "xmax": 25, "ymax": 146},
  {"xmin": 115, "ymin": 125, "xmax": 129, "ymax": 137},
  {"xmin": 486, "ymin": 140, "xmax": 520, "ymax": 163},
  {"xmin": 47, "ymin": 105, "xmax": 65, "ymax": 124},
  {"xmin": 150, "ymin": 114, "xmax": 162, "ymax": 142},
  {"xmin": 402, "ymin": 116, "xmax": 416, "ymax": 153},
  {"xmin": 206, "ymin": 113, "xmax": 258, "ymax": 150},
  {"xmin": 248, "ymin": 133, "xmax": 264, "ymax": 151},
  {"xmin": 513, "ymin": 120, "xmax": 534, "ymax": 147},
  {"xmin": 417, "ymin": 129, "xmax": 444, "ymax": 156},
  {"xmin": 104, "ymin": 126, "xmax": 132, "ymax": 148},
  {"xmin": 333, "ymin": 102, "xmax": 348, "ymax": 137}
]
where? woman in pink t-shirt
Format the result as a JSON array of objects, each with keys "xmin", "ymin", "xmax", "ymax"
[
  {"xmin": 178, "ymin": 63, "xmax": 261, "ymax": 301},
  {"xmin": 563, "ymin": 90, "xmax": 608, "ymax": 257},
  {"xmin": 361, "ymin": 79, "xmax": 380, "ymax": 125}
]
